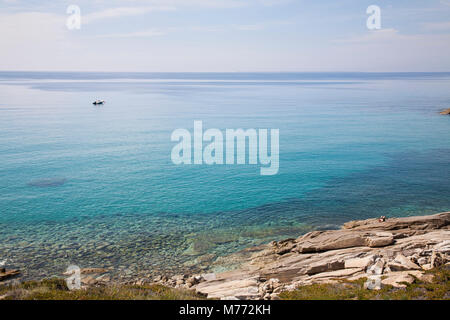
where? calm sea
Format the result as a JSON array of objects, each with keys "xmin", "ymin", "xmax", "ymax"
[{"xmin": 1, "ymin": 72, "xmax": 450, "ymax": 279}]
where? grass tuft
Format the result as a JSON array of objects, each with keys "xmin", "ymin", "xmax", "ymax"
[
  {"xmin": 0, "ymin": 279, "xmax": 206, "ymax": 300},
  {"xmin": 279, "ymin": 267, "xmax": 450, "ymax": 300}
]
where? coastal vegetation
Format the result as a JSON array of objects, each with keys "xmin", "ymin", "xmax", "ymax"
[
  {"xmin": 279, "ymin": 266, "xmax": 449, "ymax": 300},
  {"xmin": 0, "ymin": 279, "xmax": 205, "ymax": 300},
  {"xmin": 0, "ymin": 266, "xmax": 448, "ymax": 300}
]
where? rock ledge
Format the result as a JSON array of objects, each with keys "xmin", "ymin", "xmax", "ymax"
[{"xmin": 158, "ymin": 212, "xmax": 449, "ymax": 299}]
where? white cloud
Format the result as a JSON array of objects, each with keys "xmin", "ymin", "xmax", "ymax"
[
  {"xmin": 333, "ymin": 29, "xmax": 401, "ymax": 44},
  {"xmin": 83, "ymin": 6, "xmax": 176, "ymax": 24},
  {"xmin": 323, "ymin": 28, "xmax": 450, "ymax": 71},
  {"xmin": 0, "ymin": 2, "xmax": 449, "ymax": 72},
  {"xmin": 91, "ymin": 0, "xmax": 246, "ymax": 9},
  {"xmin": 93, "ymin": 29, "xmax": 166, "ymax": 38},
  {"xmin": 422, "ymin": 21, "xmax": 450, "ymax": 31},
  {"xmin": 0, "ymin": 12, "xmax": 72, "ymax": 70},
  {"xmin": 0, "ymin": 12, "xmax": 66, "ymax": 47},
  {"xmin": 91, "ymin": 0, "xmax": 289, "ymax": 9},
  {"xmin": 234, "ymin": 24, "xmax": 264, "ymax": 31}
]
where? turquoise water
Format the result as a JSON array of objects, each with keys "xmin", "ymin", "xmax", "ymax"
[{"xmin": 1, "ymin": 72, "xmax": 450, "ymax": 279}]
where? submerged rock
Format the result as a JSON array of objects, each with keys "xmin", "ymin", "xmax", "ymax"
[
  {"xmin": 0, "ymin": 268, "xmax": 20, "ymax": 281},
  {"xmin": 27, "ymin": 178, "xmax": 67, "ymax": 187}
]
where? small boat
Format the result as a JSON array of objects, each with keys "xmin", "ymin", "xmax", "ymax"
[{"xmin": 93, "ymin": 100, "xmax": 105, "ymax": 105}]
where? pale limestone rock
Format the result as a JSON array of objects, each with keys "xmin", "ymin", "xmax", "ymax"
[
  {"xmin": 95, "ymin": 274, "xmax": 111, "ymax": 282},
  {"xmin": 81, "ymin": 275, "xmax": 97, "ymax": 285},
  {"xmin": 421, "ymin": 264, "xmax": 433, "ymax": 270},
  {"xmin": 221, "ymin": 296, "xmax": 239, "ymax": 300},
  {"xmin": 186, "ymin": 275, "xmax": 202, "ymax": 287},
  {"xmin": 434, "ymin": 240, "xmax": 450, "ymax": 253},
  {"xmin": 415, "ymin": 273, "xmax": 434, "ymax": 283},
  {"xmin": 80, "ymin": 268, "xmax": 109, "ymax": 274},
  {"xmin": 380, "ymin": 271, "xmax": 422, "ymax": 288},
  {"xmin": 260, "ymin": 278, "xmax": 281, "ymax": 294},
  {"xmin": 296, "ymin": 232, "xmax": 365, "ymax": 253},
  {"xmin": 430, "ymin": 251, "xmax": 445, "ymax": 267},
  {"xmin": 309, "ymin": 267, "xmax": 363, "ymax": 279},
  {"xmin": 305, "ymin": 260, "xmax": 345, "ymax": 275},
  {"xmin": 342, "ymin": 212, "xmax": 449, "ymax": 234},
  {"xmin": 417, "ymin": 257, "xmax": 428, "ymax": 266},
  {"xmin": 201, "ymin": 273, "xmax": 217, "ymax": 281},
  {"xmin": 175, "ymin": 279, "xmax": 184, "ymax": 286},
  {"xmin": 153, "ymin": 275, "xmax": 162, "ymax": 282},
  {"xmin": 388, "ymin": 254, "xmax": 421, "ymax": 271},
  {"xmin": 195, "ymin": 278, "xmax": 259, "ymax": 299},
  {"xmin": 273, "ymin": 239, "xmax": 296, "ymax": 255},
  {"xmin": 345, "ymin": 255, "xmax": 376, "ymax": 269},
  {"xmin": 365, "ymin": 236, "xmax": 394, "ymax": 247},
  {"xmin": 270, "ymin": 293, "xmax": 281, "ymax": 300}
]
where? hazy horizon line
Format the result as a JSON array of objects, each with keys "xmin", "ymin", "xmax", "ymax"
[{"xmin": 2, "ymin": 70, "xmax": 450, "ymax": 74}]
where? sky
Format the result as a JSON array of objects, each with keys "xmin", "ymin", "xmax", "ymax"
[{"xmin": 1, "ymin": 0, "xmax": 450, "ymax": 72}]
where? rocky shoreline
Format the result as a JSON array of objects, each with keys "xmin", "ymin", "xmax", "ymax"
[
  {"xmin": 155, "ymin": 212, "xmax": 450, "ymax": 299},
  {"xmin": 1, "ymin": 212, "xmax": 449, "ymax": 300}
]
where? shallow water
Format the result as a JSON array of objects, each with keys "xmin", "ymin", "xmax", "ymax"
[{"xmin": 1, "ymin": 72, "xmax": 450, "ymax": 279}]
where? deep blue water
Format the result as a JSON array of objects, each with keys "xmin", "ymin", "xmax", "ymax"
[{"xmin": 1, "ymin": 72, "xmax": 450, "ymax": 279}]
